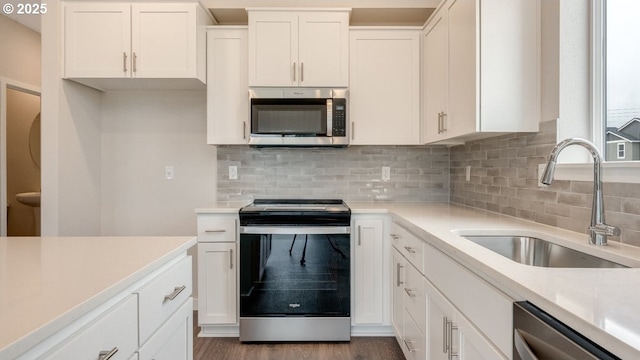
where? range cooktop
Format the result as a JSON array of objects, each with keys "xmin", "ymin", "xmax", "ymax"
[{"xmin": 239, "ymin": 199, "xmax": 351, "ymax": 226}]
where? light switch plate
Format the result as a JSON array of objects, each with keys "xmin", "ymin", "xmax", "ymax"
[
  {"xmin": 382, "ymin": 166, "xmax": 391, "ymax": 181},
  {"xmin": 165, "ymin": 166, "xmax": 174, "ymax": 180},
  {"xmin": 465, "ymin": 166, "xmax": 471, "ymax": 182},
  {"xmin": 229, "ymin": 166, "xmax": 238, "ymax": 180}
]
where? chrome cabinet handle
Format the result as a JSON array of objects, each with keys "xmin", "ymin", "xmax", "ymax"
[
  {"xmin": 133, "ymin": 52, "xmax": 137, "ymax": 73},
  {"xmin": 390, "ymin": 233, "xmax": 400, "ymax": 240},
  {"xmin": 442, "ymin": 317, "xmax": 448, "ymax": 353},
  {"xmin": 404, "ymin": 287, "xmax": 416, "ymax": 298},
  {"xmin": 229, "ymin": 249, "xmax": 234, "ymax": 269},
  {"xmin": 351, "ymin": 122, "xmax": 355, "ymax": 140},
  {"xmin": 404, "ymin": 246, "xmax": 416, "ymax": 254},
  {"xmin": 357, "ymin": 225, "xmax": 362, "ymax": 246},
  {"xmin": 98, "ymin": 347, "xmax": 118, "ymax": 360},
  {"xmin": 205, "ymin": 229, "xmax": 226, "ymax": 233},
  {"xmin": 123, "ymin": 52, "xmax": 127, "ymax": 73},
  {"xmin": 403, "ymin": 339, "xmax": 417, "ymax": 353},
  {"xmin": 396, "ymin": 263, "xmax": 403, "ymax": 286},
  {"xmin": 300, "ymin": 62, "xmax": 304, "ymax": 82},
  {"xmin": 243, "ymin": 121, "xmax": 246, "ymax": 140},
  {"xmin": 447, "ymin": 319, "xmax": 459, "ymax": 360},
  {"xmin": 442, "ymin": 112, "xmax": 447, "ymax": 132},
  {"xmin": 293, "ymin": 62, "xmax": 296, "ymax": 81},
  {"xmin": 163, "ymin": 285, "xmax": 186, "ymax": 303},
  {"xmin": 437, "ymin": 112, "xmax": 442, "ymax": 134}
]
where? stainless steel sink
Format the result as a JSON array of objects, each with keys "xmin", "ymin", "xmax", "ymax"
[{"xmin": 461, "ymin": 235, "xmax": 628, "ymax": 268}]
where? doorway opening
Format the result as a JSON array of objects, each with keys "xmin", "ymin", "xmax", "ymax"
[{"xmin": 1, "ymin": 79, "xmax": 41, "ymax": 236}]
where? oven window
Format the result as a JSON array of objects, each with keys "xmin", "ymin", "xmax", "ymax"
[
  {"xmin": 251, "ymin": 99, "xmax": 327, "ymax": 135},
  {"xmin": 240, "ymin": 234, "xmax": 350, "ymax": 317}
]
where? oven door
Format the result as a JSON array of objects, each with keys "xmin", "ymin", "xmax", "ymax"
[{"xmin": 239, "ymin": 231, "xmax": 350, "ymax": 318}]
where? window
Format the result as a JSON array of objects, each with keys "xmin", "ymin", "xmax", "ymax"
[
  {"xmin": 617, "ymin": 143, "xmax": 626, "ymax": 159},
  {"xmin": 599, "ymin": 0, "xmax": 640, "ymax": 162}
]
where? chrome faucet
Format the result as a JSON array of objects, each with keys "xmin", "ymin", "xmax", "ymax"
[{"xmin": 541, "ymin": 138, "xmax": 621, "ymax": 245}]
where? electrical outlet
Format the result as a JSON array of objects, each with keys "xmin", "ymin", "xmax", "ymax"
[
  {"xmin": 465, "ymin": 165, "xmax": 471, "ymax": 182},
  {"xmin": 382, "ymin": 166, "xmax": 391, "ymax": 181},
  {"xmin": 229, "ymin": 166, "xmax": 238, "ymax": 180},
  {"xmin": 165, "ymin": 166, "xmax": 174, "ymax": 180}
]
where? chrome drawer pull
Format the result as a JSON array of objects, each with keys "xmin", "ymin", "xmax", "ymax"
[
  {"xmin": 163, "ymin": 285, "xmax": 186, "ymax": 302},
  {"xmin": 205, "ymin": 229, "xmax": 226, "ymax": 233},
  {"xmin": 404, "ymin": 287, "xmax": 416, "ymax": 298},
  {"xmin": 390, "ymin": 233, "xmax": 400, "ymax": 240},
  {"xmin": 404, "ymin": 246, "xmax": 416, "ymax": 254},
  {"xmin": 98, "ymin": 347, "xmax": 118, "ymax": 360},
  {"xmin": 396, "ymin": 263, "xmax": 404, "ymax": 286},
  {"xmin": 403, "ymin": 339, "xmax": 417, "ymax": 353}
]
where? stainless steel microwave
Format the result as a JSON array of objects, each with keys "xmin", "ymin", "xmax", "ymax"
[{"xmin": 248, "ymin": 88, "xmax": 348, "ymax": 146}]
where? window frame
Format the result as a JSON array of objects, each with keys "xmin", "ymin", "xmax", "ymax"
[{"xmin": 617, "ymin": 143, "xmax": 626, "ymax": 159}]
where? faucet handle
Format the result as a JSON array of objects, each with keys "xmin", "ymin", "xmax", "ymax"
[{"xmin": 589, "ymin": 223, "xmax": 622, "ymax": 237}]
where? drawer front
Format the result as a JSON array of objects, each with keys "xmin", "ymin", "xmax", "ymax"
[
  {"xmin": 402, "ymin": 308, "xmax": 426, "ymax": 360},
  {"xmin": 137, "ymin": 256, "xmax": 192, "ymax": 345},
  {"xmin": 197, "ymin": 214, "xmax": 237, "ymax": 242},
  {"xmin": 138, "ymin": 299, "xmax": 193, "ymax": 360},
  {"xmin": 42, "ymin": 295, "xmax": 138, "ymax": 360},
  {"xmin": 391, "ymin": 222, "xmax": 424, "ymax": 273},
  {"xmin": 424, "ymin": 242, "xmax": 512, "ymax": 357},
  {"xmin": 403, "ymin": 262, "xmax": 426, "ymax": 335}
]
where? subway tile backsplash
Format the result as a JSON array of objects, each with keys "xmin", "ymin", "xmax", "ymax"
[
  {"xmin": 217, "ymin": 145, "xmax": 450, "ymax": 203},
  {"xmin": 450, "ymin": 120, "xmax": 640, "ymax": 247},
  {"xmin": 217, "ymin": 120, "xmax": 640, "ymax": 247}
]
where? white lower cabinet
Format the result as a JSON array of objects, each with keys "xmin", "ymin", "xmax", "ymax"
[
  {"xmin": 353, "ymin": 217, "xmax": 386, "ymax": 325},
  {"xmin": 391, "ymin": 220, "xmax": 511, "ymax": 360},
  {"xmin": 197, "ymin": 242, "xmax": 237, "ymax": 325},
  {"xmin": 37, "ymin": 254, "xmax": 193, "ymax": 360}
]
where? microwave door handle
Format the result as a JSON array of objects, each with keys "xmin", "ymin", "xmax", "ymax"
[{"xmin": 326, "ymin": 99, "xmax": 333, "ymax": 137}]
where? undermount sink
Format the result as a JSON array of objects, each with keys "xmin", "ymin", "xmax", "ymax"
[
  {"xmin": 15, "ymin": 192, "xmax": 41, "ymax": 207},
  {"xmin": 461, "ymin": 235, "xmax": 628, "ymax": 268}
]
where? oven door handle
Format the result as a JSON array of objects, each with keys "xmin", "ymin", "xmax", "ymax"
[{"xmin": 240, "ymin": 226, "xmax": 350, "ymax": 235}]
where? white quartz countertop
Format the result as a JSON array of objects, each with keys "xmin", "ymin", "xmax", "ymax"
[
  {"xmin": 196, "ymin": 201, "xmax": 640, "ymax": 358},
  {"xmin": 0, "ymin": 236, "xmax": 196, "ymax": 359}
]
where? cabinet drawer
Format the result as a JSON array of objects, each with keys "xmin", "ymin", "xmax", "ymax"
[
  {"xmin": 197, "ymin": 215, "xmax": 237, "ymax": 242},
  {"xmin": 391, "ymin": 222, "xmax": 424, "ymax": 273},
  {"xmin": 402, "ymin": 308, "xmax": 426, "ymax": 360},
  {"xmin": 138, "ymin": 298, "xmax": 193, "ymax": 360},
  {"xmin": 136, "ymin": 256, "xmax": 192, "ymax": 345},
  {"xmin": 403, "ymin": 263, "xmax": 426, "ymax": 335},
  {"xmin": 42, "ymin": 296, "xmax": 138, "ymax": 360},
  {"xmin": 424, "ymin": 242, "xmax": 512, "ymax": 357}
]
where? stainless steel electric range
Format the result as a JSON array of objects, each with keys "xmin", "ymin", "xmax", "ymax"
[{"xmin": 238, "ymin": 199, "xmax": 351, "ymax": 342}]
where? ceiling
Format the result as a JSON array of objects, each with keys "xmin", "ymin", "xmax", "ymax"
[{"xmin": 1, "ymin": 0, "xmax": 41, "ymax": 32}]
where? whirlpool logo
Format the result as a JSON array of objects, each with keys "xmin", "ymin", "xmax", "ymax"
[{"xmin": 289, "ymin": 303, "xmax": 301, "ymax": 308}]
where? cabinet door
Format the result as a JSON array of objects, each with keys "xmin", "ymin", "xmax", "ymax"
[
  {"xmin": 391, "ymin": 249, "xmax": 404, "ymax": 336},
  {"xmin": 457, "ymin": 314, "xmax": 508, "ymax": 360},
  {"xmin": 353, "ymin": 218, "xmax": 385, "ymax": 324},
  {"xmin": 197, "ymin": 242, "xmax": 237, "ymax": 324},
  {"xmin": 248, "ymin": 12, "xmax": 298, "ymax": 86},
  {"xmin": 207, "ymin": 28, "xmax": 249, "ymax": 144},
  {"xmin": 64, "ymin": 3, "xmax": 131, "ymax": 78},
  {"xmin": 131, "ymin": 3, "xmax": 197, "ymax": 78},
  {"xmin": 298, "ymin": 12, "xmax": 349, "ymax": 87},
  {"xmin": 446, "ymin": 0, "xmax": 477, "ymax": 138},
  {"xmin": 423, "ymin": 10, "xmax": 448, "ymax": 142},
  {"xmin": 138, "ymin": 299, "xmax": 193, "ymax": 360},
  {"xmin": 425, "ymin": 279, "xmax": 455, "ymax": 360},
  {"xmin": 349, "ymin": 30, "xmax": 421, "ymax": 145}
]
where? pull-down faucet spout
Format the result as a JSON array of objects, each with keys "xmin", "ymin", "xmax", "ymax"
[{"xmin": 541, "ymin": 138, "xmax": 621, "ymax": 245}]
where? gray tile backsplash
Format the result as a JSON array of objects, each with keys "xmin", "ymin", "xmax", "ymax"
[
  {"xmin": 217, "ymin": 145, "xmax": 450, "ymax": 203},
  {"xmin": 217, "ymin": 121, "xmax": 640, "ymax": 246},
  {"xmin": 450, "ymin": 120, "xmax": 640, "ymax": 246}
]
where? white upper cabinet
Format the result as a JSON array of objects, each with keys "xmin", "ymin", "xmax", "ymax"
[
  {"xmin": 206, "ymin": 27, "xmax": 249, "ymax": 145},
  {"xmin": 248, "ymin": 10, "xmax": 349, "ymax": 87},
  {"xmin": 349, "ymin": 29, "xmax": 421, "ymax": 145},
  {"xmin": 422, "ymin": 0, "xmax": 540, "ymax": 144},
  {"xmin": 64, "ymin": 2, "xmax": 212, "ymax": 90}
]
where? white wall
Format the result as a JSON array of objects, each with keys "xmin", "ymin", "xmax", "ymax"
[
  {"xmin": 100, "ymin": 90, "xmax": 216, "ymax": 236},
  {"xmin": 0, "ymin": 15, "xmax": 41, "ymax": 87}
]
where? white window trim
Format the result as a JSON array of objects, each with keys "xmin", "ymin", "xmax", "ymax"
[
  {"xmin": 552, "ymin": 0, "xmax": 640, "ymax": 184},
  {"xmin": 617, "ymin": 143, "xmax": 626, "ymax": 159}
]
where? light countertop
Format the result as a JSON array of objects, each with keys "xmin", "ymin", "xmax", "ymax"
[
  {"xmin": 197, "ymin": 201, "xmax": 640, "ymax": 358},
  {"xmin": 0, "ymin": 236, "xmax": 196, "ymax": 359}
]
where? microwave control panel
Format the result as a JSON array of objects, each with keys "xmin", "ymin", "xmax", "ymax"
[{"xmin": 332, "ymin": 98, "xmax": 347, "ymax": 137}]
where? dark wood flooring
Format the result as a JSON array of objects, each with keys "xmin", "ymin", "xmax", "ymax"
[{"xmin": 193, "ymin": 313, "xmax": 406, "ymax": 360}]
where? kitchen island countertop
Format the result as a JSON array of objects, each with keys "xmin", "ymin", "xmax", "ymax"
[{"xmin": 0, "ymin": 236, "xmax": 196, "ymax": 359}]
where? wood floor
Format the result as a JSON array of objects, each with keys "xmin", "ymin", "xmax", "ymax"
[{"xmin": 193, "ymin": 314, "xmax": 406, "ymax": 360}]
